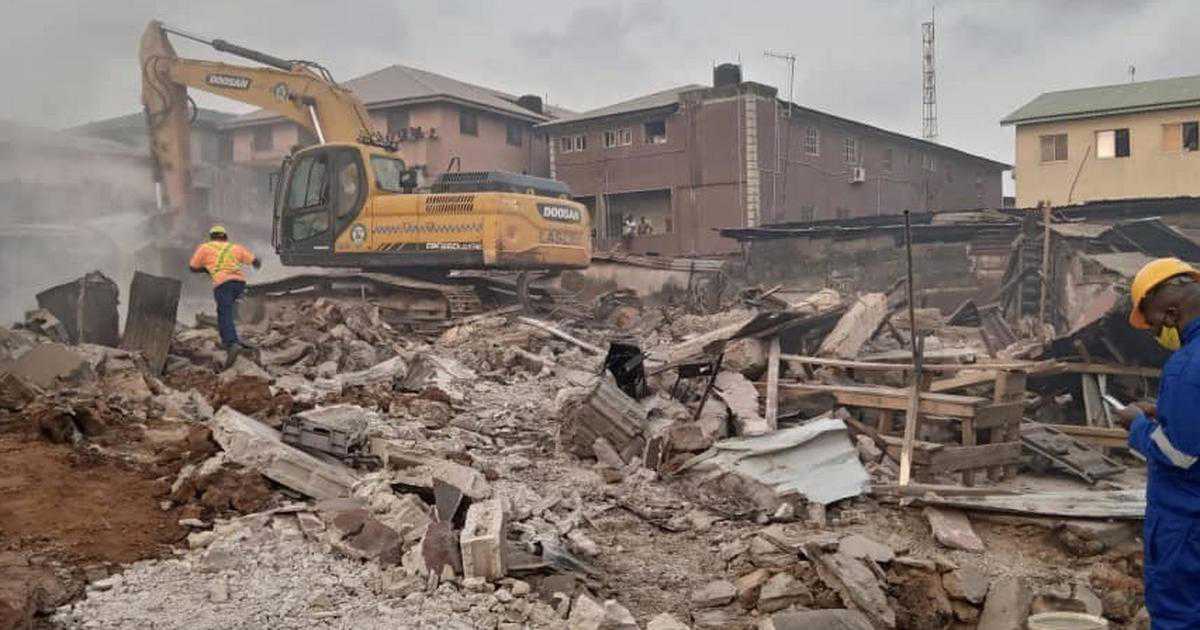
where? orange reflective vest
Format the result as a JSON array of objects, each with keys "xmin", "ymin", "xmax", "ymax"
[{"xmin": 189, "ymin": 241, "xmax": 254, "ymax": 286}]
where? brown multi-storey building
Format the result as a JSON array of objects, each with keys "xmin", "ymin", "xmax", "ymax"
[{"xmin": 541, "ymin": 64, "xmax": 1008, "ymax": 255}]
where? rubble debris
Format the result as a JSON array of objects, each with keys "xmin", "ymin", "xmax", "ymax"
[
  {"xmin": 943, "ymin": 565, "xmax": 990, "ymax": 604},
  {"xmin": 460, "ymin": 499, "xmax": 509, "ymax": 580},
  {"xmin": 690, "ymin": 579, "xmax": 736, "ymax": 608},
  {"xmin": 36, "ymin": 270, "xmax": 120, "ymax": 346},
  {"xmin": 602, "ymin": 340, "xmax": 649, "ymax": 399},
  {"xmin": 924, "ymin": 507, "xmax": 986, "ymax": 552},
  {"xmin": 713, "ymin": 370, "xmax": 771, "ymax": 435},
  {"xmin": 838, "ymin": 533, "xmax": 894, "ymax": 564},
  {"xmin": 561, "ymin": 377, "xmax": 648, "ymax": 459},
  {"xmin": 119, "ymin": 271, "xmax": 181, "ymax": 374},
  {"xmin": 281, "ymin": 404, "xmax": 370, "ymax": 461},
  {"xmin": 0, "ymin": 342, "xmax": 94, "ymax": 388},
  {"xmin": 818, "ymin": 292, "xmax": 888, "ymax": 359},
  {"xmin": 722, "ymin": 337, "xmax": 769, "ymax": 379},
  {"xmin": 567, "ymin": 594, "xmax": 639, "ymax": 630},
  {"xmin": 977, "ymin": 575, "xmax": 1033, "ymax": 630},
  {"xmin": 807, "ymin": 545, "xmax": 896, "ymax": 629},
  {"xmin": 211, "ymin": 406, "xmax": 359, "ymax": 499},
  {"xmin": 398, "ymin": 354, "xmax": 470, "ymax": 403},
  {"xmin": 756, "ymin": 572, "xmax": 813, "ymax": 612},
  {"xmin": 21, "ymin": 308, "xmax": 69, "ymax": 343},
  {"xmin": 370, "ymin": 439, "xmax": 492, "ymax": 500},
  {"xmin": 759, "ymin": 608, "xmax": 873, "ymax": 630},
  {"xmin": 1020, "ymin": 423, "xmax": 1124, "ymax": 484},
  {"xmin": 0, "ymin": 372, "xmax": 40, "ymax": 411},
  {"xmin": 681, "ymin": 417, "xmax": 869, "ymax": 510},
  {"xmin": 646, "ymin": 613, "xmax": 691, "ymax": 630}
]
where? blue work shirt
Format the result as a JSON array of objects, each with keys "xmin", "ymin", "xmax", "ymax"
[{"xmin": 1129, "ymin": 316, "xmax": 1200, "ymax": 518}]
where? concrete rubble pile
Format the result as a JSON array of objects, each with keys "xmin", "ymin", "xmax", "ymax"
[{"xmin": 0, "ymin": 268, "xmax": 1156, "ymax": 630}]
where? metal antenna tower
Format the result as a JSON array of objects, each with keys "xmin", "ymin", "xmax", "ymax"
[
  {"xmin": 765, "ymin": 50, "xmax": 796, "ymax": 221},
  {"xmin": 921, "ymin": 9, "xmax": 937, "ymax": 140}
]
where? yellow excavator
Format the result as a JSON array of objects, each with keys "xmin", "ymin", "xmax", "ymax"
[{"xmin": 139, "ymin": 21, "xmax": 590, "ymax": 318}]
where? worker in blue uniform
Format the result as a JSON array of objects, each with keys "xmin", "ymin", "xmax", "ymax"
[{"xmin": 1119, "ymin": 257, "xmax": 1200, "ymax": 629}]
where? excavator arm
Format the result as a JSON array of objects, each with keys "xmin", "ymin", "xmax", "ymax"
[{"xmin": 139, "ymin": 20, "xmax": 375, "ymax": 215}]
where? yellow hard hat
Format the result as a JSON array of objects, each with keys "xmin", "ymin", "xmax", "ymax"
[
  {"xmin": 1129, "ymin": 257, "xmax": 1200, "ymax": 329},
  {"xmin": 209, "ymin": 225, "xmax": 227, "ymax": 236}
]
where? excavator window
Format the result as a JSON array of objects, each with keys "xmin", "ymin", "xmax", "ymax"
[{"xmin": 370, "ymin": 156, "xmax": 409, "ymax": 193}]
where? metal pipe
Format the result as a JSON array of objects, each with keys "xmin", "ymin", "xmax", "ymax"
[
  {"xmin": 160, "ymin": 23, "xmax": 294, "ymax": 71},
  {"xmin": 307, "ymin": 105, "xmax": 326, "ymax": 144}
]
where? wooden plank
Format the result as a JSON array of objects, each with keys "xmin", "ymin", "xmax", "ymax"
[
  {"xmin": 930, "ymin": 370, "xmax": 997, "ymax": 393},
  {"xmin": 1044, "ymin": 424, "xmax": 1130, "ymax": 449},
  {"xmin": 1081, "ymin": 374, "xmax": 1105, "ymax": 428},
  {"xmin": 774, "ymin": 383, "xmax": 985, "ymax": 418},
  {"xmin": 993, "ymin": 370, "xmax": 1026, "ymax": 480},
  {"xmin": 817, "ymin": 293, "xmax": 888, "ymax": 359},
  {"xmin": 871, "ymin": 483, "xmax": 1019, "ymax": 498},
  {"xmin": 782, "ymin": 353, "xmax": 1047, "ymax": 373},
  {"xmin": 764, "ymin": 336, "xmax": 781, "ymax": 427},
  {"xmin": 917, "ymin": 489, "xmax": 1146, "ymax": 520},
  {"xmin": 961, "ymin": 414, "xmax": 977, "ymax": 487},
  {"xmin": 972, "ymin": 401, "xmax": 1025, "ymax": 430},
  {"xmin": 898, "ymin": 378, "xmax": 922, "ymax": 486},
  {"xmin": 1051, "ymin": 362, "xmax": 1161, "ymax": 378},
  {"xmin": 518, "ymin": 317, "xmax": 603, "ymax": 355},
  {"xmin": 927, "ymin": 443, "xmax": 1023, "ymax": 474},
  {"xmin": 842, "ymin": 415, "xmax": 900, "ymax": 464}
]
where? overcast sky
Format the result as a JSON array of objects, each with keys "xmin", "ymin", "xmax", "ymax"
[{"xmin": 4, "ymin": 0, "xmax": 1197, "ymax": 188}]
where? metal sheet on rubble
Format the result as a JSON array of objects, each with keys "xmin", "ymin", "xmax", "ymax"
[{"xmin": 684, "ymin": 417, "xmax": 869, "ymax": 505}]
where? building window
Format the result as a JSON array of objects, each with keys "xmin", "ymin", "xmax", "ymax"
[
  {"xmin": 252, "ymin": 126, "xmax": 273, "ymax": 152},
  {"xmin": 1096, "ymin": 128, "xmax": 1130, "ymax": 159},
  {"xmin": 1186, "ymin": 122, "xmax": 1200, "ymax": 151},
  {"xmin": 1039, "ymin": 134, "xmax": 1068, "ymax": 162},
  {"xmin": 798, "ymin": 205, "xmax": 815, "ymax": 222},
  {"xmin": 386, "ymin": 110, "xmax": 410, "ymax": 136},
  {"xmin": 843, "ymin": 137, "xmax": 860, "ymax": 165},
  {"xmin": 573, "ymin": 134, "xmax": 586, "ymax": 151},
  {"xmin": 603, "ymin": 130, "xmax": 617, "ymax": 148},
  {"xmin": 922, "ymin": 154, "xmax": 936, "ymax": 172},
  {"xmin": 618, "ymin": 128, "xmax": 632, "ymax": 146},
  {"xmin": 506, "ymin": 122, "xmax": 523, "ymax": 147},
  {"xmin": 644, "ymin": 120, "xmax": 667, "ymax": 144},
  {"xmin": 459, "ymin": 109, "xmax": 478, "ymax": 136},
  {"xmin": 804, "ymin": 127, "xmax": 820, "ymax": 155},
  {"xmin": 881, "ymin": 147, "xmax": 893, "ymax": 172},
  {"xmin": 559, "ymin": 136, "xmax": 573, "ymax": 153},
  {"xmin": 1164, "ymin": 122, "xmax": 1200, "ymax": 152}
]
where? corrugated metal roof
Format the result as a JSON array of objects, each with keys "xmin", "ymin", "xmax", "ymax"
[
  {"xmin": 1001, "ymin": 74, "xmax": 1200, "ymax": 125},
  {"xmin": 1048, "ymin": 223, "xmax": 1110, "ymax": 239},
  {"xmin": 1085, "ymin": 252, "xmax": 1158, "ymax": 278},
  {"xmin": 538, "ymin": 84, "xmax": 704, "ymax": 127},
  {"xmin": 67, "ymin": 108, "xmax": 235, "ymax": 135},
  {"xmin": 227, "ymin": 64, "xmax": 557, "ymax": 127}
]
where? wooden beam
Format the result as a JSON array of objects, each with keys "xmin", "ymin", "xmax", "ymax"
[
  {"xmin": 930, "ymin": 370, "xmax": 997, "ymax": 393},
  {"xmin": 764, "ymin": 336, "xmax": 781, "ymax": 427},
  {"xmin": 871, "ymin": 483, "xmax": 1020, "ymax": 498},
  {"xmin": 927, "ymin": 443, "xmax": 1023, "ymax": 474},
  {"xmin": 898, "ymin": 378, "xmax": 922, "ymax": 485},
  {"xmin": 1043, "ymin": 423, "xmax": 1130, "ymax": 449},
  {"xmin": 773, "ymin": 383, "xmax": 987, "ymax": 418},
  {"xmin": 1053, "ymin": 362, "xmax": 1161, "ymax": 378},
  {"xmin": 518, "ymin": 317, "xmax": 603, "ymax": 355},
  {"xmin": 781, "ymin": 354, "xmax": 1048, "ymax": 374},
  {"xmin": 972, "ymin": 401, "xmax": 1025, "ymax": 430}
]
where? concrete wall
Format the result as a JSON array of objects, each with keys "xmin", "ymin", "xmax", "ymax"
[{"xmin": 1013, "ymin": 105, "xmax": 1200, "ymax": 207}]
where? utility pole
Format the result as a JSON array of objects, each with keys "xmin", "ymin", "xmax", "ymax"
[
  {"xmin": 921, "ymin": 9, "xmax": 937, "ymax": 140},
  {"xmin": 764, "ymin": 50, "xmax": 796, "ymax": 223}
]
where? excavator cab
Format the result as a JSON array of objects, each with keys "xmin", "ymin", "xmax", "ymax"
[{"xmin": 273, "ymin": 143, "xmax": 414, "ymax": 263}]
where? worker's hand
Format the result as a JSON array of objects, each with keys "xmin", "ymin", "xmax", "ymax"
[
  {"xmin": 1115, "ymin": 402, "xmax": 1156, "ymax": 429},
  {"xmin": 252, "ymin": 258, "xmax": 262, "ymax": 270}
]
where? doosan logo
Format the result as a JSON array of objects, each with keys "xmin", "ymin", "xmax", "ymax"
[
  {"xmin": 539, "ymin": 204, "xmax": 582, "ymax": 223},
  {"xmin": 205, "ymin": 74, "xmax": 251, "ymax": 90}
]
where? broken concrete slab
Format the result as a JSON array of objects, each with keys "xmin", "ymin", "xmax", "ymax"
[
  {"xmin": 460, "ymin": 498, "xmax": 508, "ymax": 581},
  {"xmin": 36, "ymin": 270, "xmax": 120, "ymax": 346},
  {"xmin": 759, "ymin": 608, "xmax": 874, "ymax": 630},
  {"xmin": 210, "ymin": 406, "xmax": 359, "ymax": 500},
  {"xmin": 370, "ymin": 439, "xmax": 492, "ymax": 500},
  {"xmin": 218, "ymin": 356, "xmax": 272, "ymax": 385},
  {"xmin": 714, "ymin": 370, "xmax": 771, "ymax": 436},
  {"xmin": 839, "ymin": 533, "xmax": 895, "ymax": 564},
  {"xmin": 592, "ymin": 437, "xmax": 626, "ymax": 469},
  {"xmin": 977, "ymin": 575, "xmax": 1032, "ymax": 630},
  {"xmin": 924, "ymin": 507, "xmax": 985, "ymax": 552},
  {"xmin": 398, "ymin": 354, "xmax": 472, "ymax": 403},
  {"xmin": 723, "ymin": 337, "xmax": 769, "ymax": 379},
  {"xmin": 646, "ymin": 612, "xmax": 690, "ymax": 630},
  {"xmin": 735, "ymin": 568, "xmax": 772, "ymax": 607},
  {"xmin": 818, "ymin": 292, "xmax": 888, "ymax": 359},
  {"xmin": 691, "ymin": 604, "xmax": 748, "ymax": 629},
  {"xmin": 567, "ymin": 594, "xmax": 639, "ymax": 630},
  {"xmin": 808, "ymin": 546, "xmax": 896, "ymax": 629},
  {"xmin": 691, "ymin": 579, "xmax": 736, "ymax": 609},
  {"xmin": 120, "ymin": 271, "xmax": 181, "ymax": 374},
  {"xmin": 562, "ymin": 376, "xmax": 648, "ymax": 458},
  {"xmin": 21, "ymin": 309, "xmax": 69, "ymax": 343},
  {"xmin": 0, "ymin": 372, "xmax": 40, "ymax": 411},
  {"xmin": 338, "ymin": 355, "xmax": 408, "ymax": 390},
  {"xmin": 258, "ymin": 341, "xmax": 312, "ymax": 367},
  {"xmin": 756, "ymin": 572, "xmax": 812, "ymax": 613},
  {"xmin": 0, "ymin": 343, "xmax": 94, "ymax": 388},
  {"xmin": 681, "ymin": 417, "xmax": 869, "ymax": 510},
  {"xmin": 943, "ymin": 565, "xmax": 990, "ymax": 604}
]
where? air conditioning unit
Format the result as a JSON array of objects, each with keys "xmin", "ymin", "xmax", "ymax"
[{"xmin": 849, "ymin": 167, "xmax": 867, "ymax": 184}]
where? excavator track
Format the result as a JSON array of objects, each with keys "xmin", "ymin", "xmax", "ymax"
[{"xmin": 243, "ymin": 271, "xmax": 484, "ymax": 327}]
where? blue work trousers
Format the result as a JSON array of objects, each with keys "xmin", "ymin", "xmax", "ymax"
[
  {"xmin": 213, "ymin": 280, "xmax": 245, "ymax": 348},
  {"xmin": 1144, "ymin": 509, "xmax": 1200, "ymax": 629}
]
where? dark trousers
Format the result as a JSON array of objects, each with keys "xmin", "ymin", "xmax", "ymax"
[{"xmin": 213, "ymin": 280, "xmax": 246, "ymax": 348}]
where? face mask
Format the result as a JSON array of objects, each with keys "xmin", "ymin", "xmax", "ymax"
[{"xmin": 1158, "ymin": 326, "xmax": 1182, "ymax": 351}]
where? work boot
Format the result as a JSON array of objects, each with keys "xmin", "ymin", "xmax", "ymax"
[{"xmin": 223, "ymin": 342, "xmax": 242, "ymax": 370}]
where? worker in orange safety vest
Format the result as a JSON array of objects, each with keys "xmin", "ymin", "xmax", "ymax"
[{"xmin": 188, "ymin": 225, "xmax": 260, "ymax": 368}]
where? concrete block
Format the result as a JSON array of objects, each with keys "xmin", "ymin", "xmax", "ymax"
[{"xmin": 460, "ymin": 498, "xmax": 508, "ymax": 580}]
